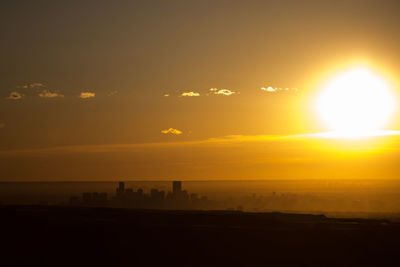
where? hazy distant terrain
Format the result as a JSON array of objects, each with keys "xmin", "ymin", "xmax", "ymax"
[{"xmin": 2, "ymin": 180, "xmax": 400, "ymax": 219}]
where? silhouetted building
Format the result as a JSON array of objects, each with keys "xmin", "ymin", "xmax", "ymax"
[
  {"xmin": 137, "ymin": 188, "xmax": 143, "ymax": 196},
  {"xmin": 151, "ymin": 189, "xmax": 165, "ymax": 199},
  {"xmin": 201, "ymin": 196, "xmax": 208, "ymax": 202},
  {"xmin": 74, "ymin": 180, "xmax": 212, "ymax": 210},
  {"xmin": 117, "ymin": 182, "xmax": 125, "ymax": 195},
  {"xmin": 173, "ymin": 181, "xmax": 182, "ymax": 193},
  {"xmin": 125, "ymin": 188, "xmax": 133, "ymax": 194},
  {"xmin": 97, "ymin": 192, "xmax": 108, "ymax": 202},
  {"xmin": 80, "ymin": 192, "xmax": 108, "ymax": 206}
]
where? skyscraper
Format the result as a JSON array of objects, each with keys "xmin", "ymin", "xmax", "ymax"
[
  {"xmin": 172, "ymin": 181, "xmax": 182, "ymax": 193},
  {"xmin": 117, "ymin": 182, "xmax": 125, "ymax": 195}
]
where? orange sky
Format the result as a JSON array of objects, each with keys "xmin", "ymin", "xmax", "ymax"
[{"xmin": 1, "ymin": 0, "xmax": 400, "ymax": 180}]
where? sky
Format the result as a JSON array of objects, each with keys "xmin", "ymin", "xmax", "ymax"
[{"xmin": 1, "ymin": 0, "xmax": 400, "ymax": 181}]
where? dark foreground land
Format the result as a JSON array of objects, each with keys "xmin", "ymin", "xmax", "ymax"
[{"xmin": 1, "ymin": 206, "xmax": 400, "ymax": 267}]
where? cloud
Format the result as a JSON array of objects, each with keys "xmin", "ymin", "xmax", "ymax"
[
  {"xmin": 0, "ymin": 123, "xmax": 4, "ymax": 129},
  {"xmin": 7, "ymin": 91, "xmax": 24, "ymax": 100},
  {"xmin": 261, "ymin": 86, "xmax": 298, "ymax": 93},
  {"xmin": 161, "ymin": 128, "xmax": 183, "ymax": 135},
  {"xmin": 38, "ymin": 89, "xmax": 64, "ymax": 98},
  {"xmin": 181, "ymin": 92, "xmax": 200, "ymax": 97},
  {"xmin": 172, "ymin": 89, "xmax": 236, "ymax": 97},
  {"xmin": 18, "ymin": 82, "xmax": 45, "ymax": 89},
  {"xmin": 29, "ymin": 82, "xmax": 44, "ymax": 88},
  {"xmin": 79, "ymin": 92, "xmax": 96, "ymax": 99},
  {"xmin": 210, "ymin": 88, "xmax": 236, "ymax": 96},
  {"xmin": 261, "ymin": 86, "xmax": 277, "ymax": 92},
  {"xmin": 163, "ymin": 94, "xmax": 170, "ymax": 97}
]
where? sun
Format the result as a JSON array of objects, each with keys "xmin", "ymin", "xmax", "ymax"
[{"xmin": 316, "ymin": 67, "xmax": 396, "ymax": 137}]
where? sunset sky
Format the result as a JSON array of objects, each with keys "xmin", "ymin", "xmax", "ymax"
[{"xmin": 1, "ymin": 0, "xmax": 400, "ymax": 181}]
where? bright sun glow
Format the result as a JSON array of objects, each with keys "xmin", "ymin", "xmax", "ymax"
[{"xmin": 316, "ymin": 67, "xmax": 396, "ymax": 137}]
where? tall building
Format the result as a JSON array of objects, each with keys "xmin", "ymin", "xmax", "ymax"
[
  {"xmin": 190, "ymin": 193, "xmax": 198, "ymax": 200},
  {"xmin": 137, "ymin": 188, "xmax": 143, "ymax": 196},
  {"xmin": 173, "ymin": 181, "xmax": 182, "ymax": 193},
  {"xmin": 151, "ymin": 189, "xmax": 159, "ymax": 198},
  {"xmin": 117, "ymin": 182, "xmax": 125, "ymax": 195}
]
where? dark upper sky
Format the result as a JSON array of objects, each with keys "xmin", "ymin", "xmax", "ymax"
[{"xmin": 1, "ymin": 0, "xmax": 400, "ymax": 180}]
